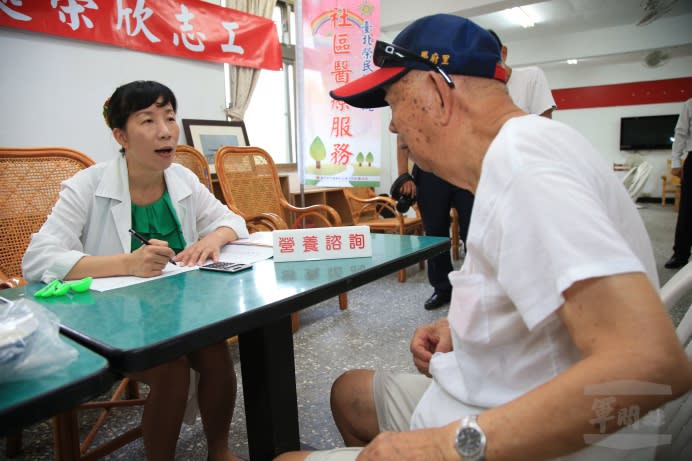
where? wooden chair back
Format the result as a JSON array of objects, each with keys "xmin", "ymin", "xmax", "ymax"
[
  {"xmin": 0, "ymin": 147, "xmax": 95, "ymax": 286},
  {"xmin": 215, "ymin": 146, "xmax": 341, "ymax": 229},
  {"xmin": 344, "ymin": 187, "xmax": 381, "ymax": 222},
  {"xmin": 172, "ymin": 144, "xmax": 288, "ymax": 232},
  {"xmin": 342, "ymin": 187, "xmax": 423, "ymax": 235},
  {"xmin": 661, "ymin": 158, "xmax": 681, "ymax": 209},
  {"xmin": 342, "ymin": 187, "xmax": 424, "ymax": 282},
  {"xmin": 343, "ymin": 187, "xmax": 461, "ymax": 260},
  {"xmin": 173, "ymin": 144, "xmax": 213, "ymax": 192},
  {"xmin": 0, "ymin": 147, "xmax": 147, "ymax": 460},
  {"xmin": 216, "ymin": 145, "xmax": 287, "ymax": 220}
]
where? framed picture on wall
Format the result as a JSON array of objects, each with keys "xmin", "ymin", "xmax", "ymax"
[{"xmin": 182, "ymin": 119, "xmax": 250, "ymax": 173}]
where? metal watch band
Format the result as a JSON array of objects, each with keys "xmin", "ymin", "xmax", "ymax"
[{"xmin": 455, "ymin": 414, "xmax": 487, "ymax": 461}]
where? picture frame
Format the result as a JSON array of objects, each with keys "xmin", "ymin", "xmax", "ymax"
[{"xmin": 182, "ymin": 119, "xmax": 250, "ymax": 173}]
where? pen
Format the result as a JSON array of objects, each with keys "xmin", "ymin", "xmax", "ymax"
[{"xmin": 128, "ymin": 228, "xmax": 178, "ymax": 265}]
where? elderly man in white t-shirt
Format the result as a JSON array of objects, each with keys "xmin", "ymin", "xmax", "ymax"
[
  {"xmin": 487, "ymin": 29, "xmax": 556, "ymax": 118},
  {"xmin": 392, "ymin": 29, "xmax": 557, "ymax": 313},
  {"xmin": 276, "ymin": 14, "xmax": 692, "ymax": 461}
]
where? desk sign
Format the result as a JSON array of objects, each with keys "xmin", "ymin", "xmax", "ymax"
[{"xmin": 272, "ymin": 226, "xmax": 372, "ymax": 262}]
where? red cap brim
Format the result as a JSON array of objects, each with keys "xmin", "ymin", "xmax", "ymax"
[{"xmin": 329, "ymin": 67, "xmax": 409, "ymax": 109}]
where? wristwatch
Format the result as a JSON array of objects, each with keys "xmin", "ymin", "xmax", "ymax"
[{"xmin": 455, "ymin": 415, "xmax": 486, "ymax": 461}]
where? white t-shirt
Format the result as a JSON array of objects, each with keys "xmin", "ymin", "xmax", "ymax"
[
  {"xmin": 507, "ymin": 66, "xmax": 557, "ymax": 115},
  {"xmin": 410, "ymin": 115, "xmax": 659, "ymax": 460}
]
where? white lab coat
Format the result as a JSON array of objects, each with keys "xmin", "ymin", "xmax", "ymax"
[{"xmin": 22, "ymin": 155, "xmax": 248, "ymax": 282}]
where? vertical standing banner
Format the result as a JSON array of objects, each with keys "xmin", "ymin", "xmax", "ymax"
[{"xmin": 300, "ymin": 0, "xmax": 381, "ymax": 188}]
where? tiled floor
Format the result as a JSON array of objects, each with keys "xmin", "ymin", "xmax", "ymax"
[{"xmin": 1, "ymin": 202, "xmax": 687, "ymax": 461}]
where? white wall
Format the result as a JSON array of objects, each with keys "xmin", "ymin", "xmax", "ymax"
[
  {"xmin": 0, "ymin": 27, "xmax": 227, "ymax": 163},
  {"xmin": 545, "ymin": 54, "xmax": 692, "ymax": 198},
  {"xmin": 373, "ymin": 52, "xmax": 692, "ymax": 197},
  {"xmin": 2, "ymin": 8, "xmax": 689, "ymax": 197}
]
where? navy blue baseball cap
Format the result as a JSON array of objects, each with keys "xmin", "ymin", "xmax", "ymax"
[{"xmin": 330, "ymin": 14, "xmax": 507, "ymax": 108}]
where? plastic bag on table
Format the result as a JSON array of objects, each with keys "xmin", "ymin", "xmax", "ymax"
[{"xmin": 0, "ymin": 296, "xmax": 78, "ymax": 383}]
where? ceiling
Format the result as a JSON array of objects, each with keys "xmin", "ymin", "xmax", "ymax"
[{"xmin": 379, "ymin": 0, "xmax": 692, "ymax": 70}]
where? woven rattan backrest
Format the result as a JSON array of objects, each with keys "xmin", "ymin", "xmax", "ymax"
[
  {"xmin": 215, "ymin": 146, "xmax": 288, "ymax": 222},
  {"xmin": 0, "ymin": 147, "xmax": 95, "ymax": 279},
  {"xmin": 173, "ymin": 144, "xmax": 213, "ymax": 192}
]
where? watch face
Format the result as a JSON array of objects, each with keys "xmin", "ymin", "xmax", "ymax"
[{"xmin": 457, "ymin": 427, "xmax": 482, "ymax": 456}]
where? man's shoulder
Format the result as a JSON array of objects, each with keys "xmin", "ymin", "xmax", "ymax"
[
  {"xmin": 511, "ymin": 66, "xmax": 547, "ymax": 81},
  {"xmin": 513, "ymin": 65, "xmax": 542, "ymax": 73}
]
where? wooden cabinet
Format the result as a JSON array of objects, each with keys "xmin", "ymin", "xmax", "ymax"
[{"xmin": 289, "ymin": 187, "xmax": 353, "ymax": 225}]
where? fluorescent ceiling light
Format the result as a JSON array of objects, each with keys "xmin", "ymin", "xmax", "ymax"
[
  {"xmin": 507, "ymin": 7, "xmax": 535, "ymax": 28},
  {"xmin": 567, "ymin": 59, "xmax": 578, "ymax": 65}
]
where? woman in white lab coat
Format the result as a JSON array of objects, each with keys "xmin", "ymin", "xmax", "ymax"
[{"xmin": 23, "ymin": 80, "xmax": 248, "ymax": 461}]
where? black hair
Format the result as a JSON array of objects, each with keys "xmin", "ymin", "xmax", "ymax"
[
  {"xmin": 105, "ymin": 80, "xmax": 177, "ymax": 130},
  {"xmin": 487, "ymin": 29, "xmax": 503, "ymax": 49}
]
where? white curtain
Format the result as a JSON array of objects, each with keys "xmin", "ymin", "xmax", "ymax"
[{"xmin": 224, "ymin": 0, "xmax": 277, "ymax": 121}]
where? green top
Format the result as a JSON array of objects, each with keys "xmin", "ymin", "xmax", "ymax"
[{"xmin": 131, "ymin": 190, "xmax": 186, "ymax": 253}]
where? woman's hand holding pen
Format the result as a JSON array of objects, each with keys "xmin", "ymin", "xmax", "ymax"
[{"xmin": 128, "ymin": 239, "xmax": 176, "ymax": 277}]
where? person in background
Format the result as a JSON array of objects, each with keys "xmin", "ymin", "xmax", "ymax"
[
  {"xmin": 395, "ymin": 28, "xmax": 557, "ymax": 311},
  {"xmin": 395, "ymin": 136, "xmax": 473, "ymax": 311},
  {"xmin": 487, "ymin": 29, "xmax": 556, "ymax": 118},
  {"xmin": 275, "ymin": 14, "xmax": 692, "ymax": 461},
  {"xmin": 22, "ymin": 80, "xmax": 248, "ymax": 461},
  {"xmin": 664, "ymin": 97, "xmax": 692, "ymax": 269}
]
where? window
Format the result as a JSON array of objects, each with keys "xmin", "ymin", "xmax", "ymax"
[{"xmin": 236, "ymin": 1, "xmax": 297, "ymax": 164}]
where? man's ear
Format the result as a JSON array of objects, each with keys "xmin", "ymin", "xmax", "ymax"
[{"xmin": 429, "ymin": 72, "xmax": 454, "ymax": 127}]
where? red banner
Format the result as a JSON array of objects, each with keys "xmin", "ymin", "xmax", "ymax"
[
  {"xmin": 0, "ymin": 0, "xmax": 282, "ymax": 70},
  {"xmin": 552, "ymin": 77, "xmax": 692, "ymax": 110}
]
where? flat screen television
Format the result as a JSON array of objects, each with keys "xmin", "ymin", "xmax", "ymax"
[{"xmin": 620, "ymin": 114, "xmax": 678, "ymax": 151}]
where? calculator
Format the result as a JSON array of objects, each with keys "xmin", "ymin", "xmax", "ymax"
[{"xmin": 199, "ymin": 262, "xmax": 253, "ymax": 273}]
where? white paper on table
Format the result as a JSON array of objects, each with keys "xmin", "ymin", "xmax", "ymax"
[
  {"xmin": 89, "ymin": 263, "xmax": 197, "ymax": 292},
  {"xmin": 87, "ymin": 243, "xmax": 273, "ymax": 292},
  {"xmin": 217, "ymin": 243, "xmax": 274, "ymax": 265},
  {"xmin": 231, "ymin": 231, "xmax": 273, "ymax": 247}
]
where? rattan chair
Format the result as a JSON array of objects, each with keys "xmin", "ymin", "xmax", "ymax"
[
  {"xmin": 342, "ymin": 187, "xmax": 424, "ymax": 282},
  {"xmin": 214, "ymin": 146, "xmax": 348, "ymax": 312},
  {"xmin": 172, "ymin": 144, "xmax": 213, "ymax": 192},
  {"xmin": 173, "ymin": 144, "xmax": 288, "ymax": 233},
  {"xmin": 661, "ymin": 159, "xmax": 681, "ymax": 209},
  {"xmin": 215, "ymin": 146, "xmax": 343, "ymax": 229},
  {"xmin": 0, "ymin": 147, "xmax": 146, "ymax": 460},
  {"xmin": 0, "ymin": 147, "xmax": 95, "ymax": 287}
]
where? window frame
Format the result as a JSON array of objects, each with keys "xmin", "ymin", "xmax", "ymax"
[{"xmin": 225, "ymin": 0, "xmax": 298, "ymax": 167}]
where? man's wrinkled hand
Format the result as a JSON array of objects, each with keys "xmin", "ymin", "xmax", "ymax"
[
  {"xmin": 410, "ymin": 318, "xmax": 452, "ymax": 376},
  {"xmin": 356, "ymin": 426, "xmax": 459, "ymax": 461}
]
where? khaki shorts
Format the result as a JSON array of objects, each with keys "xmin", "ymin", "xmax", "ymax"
[{"xmin": 305, "ymin": 371, "xmax": 430, "ymax": 461}]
